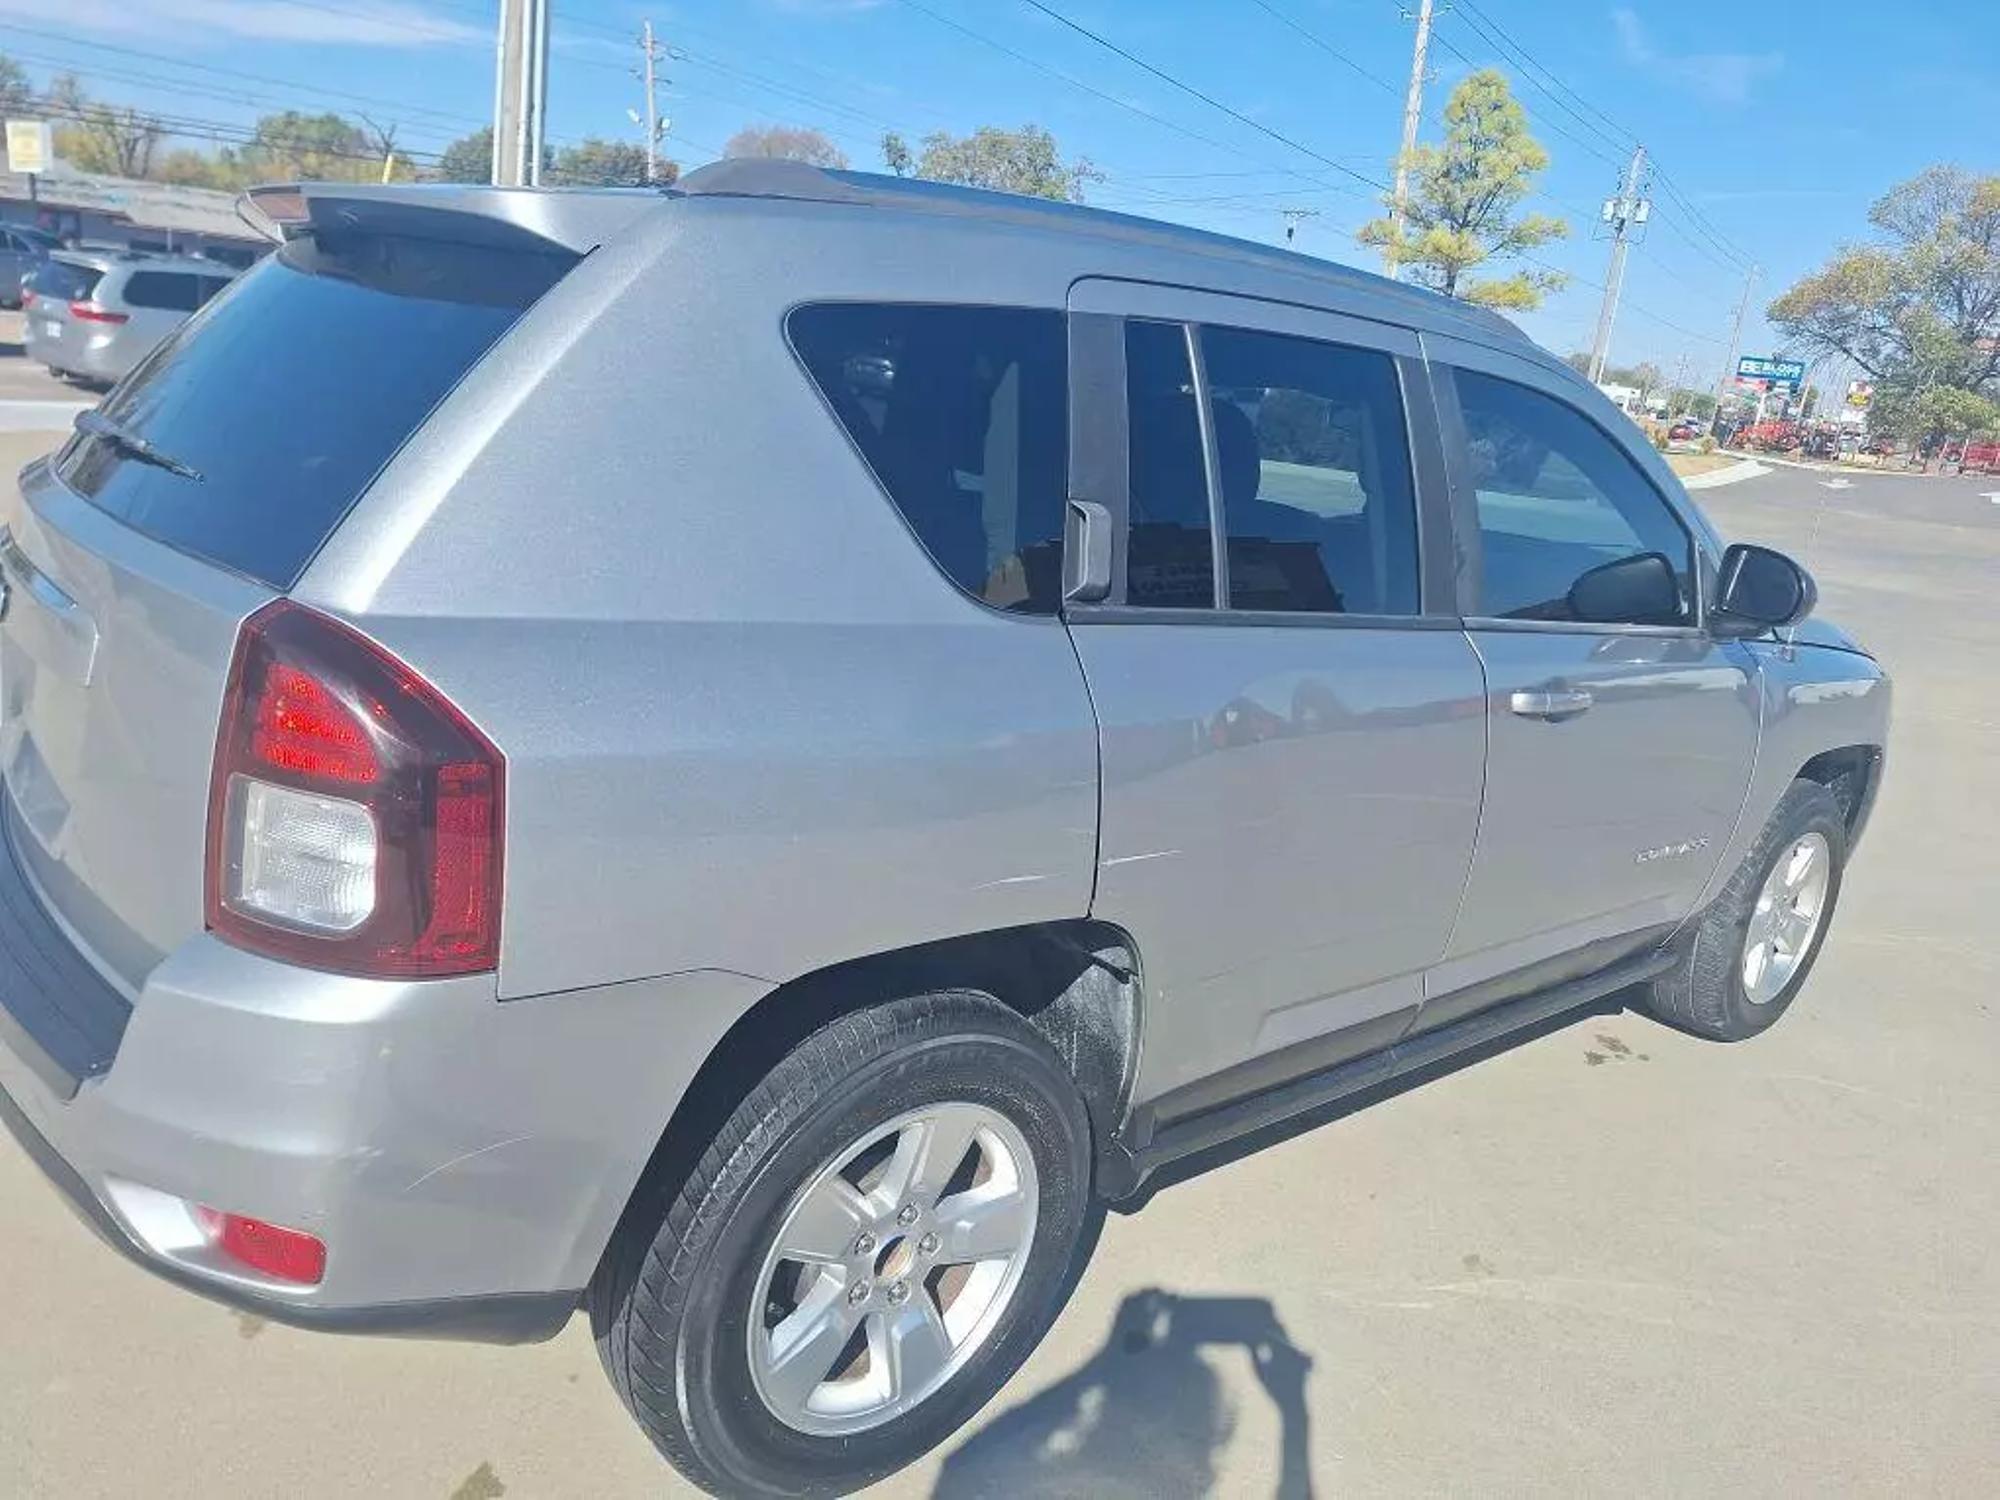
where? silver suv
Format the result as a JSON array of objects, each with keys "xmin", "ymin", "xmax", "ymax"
[
  {"xmin": 0, "ymin": 166, "xmax": 1889, "ymax": 1495},
  {"xmin": 22, "ymin": 249, "xmax": 237, "ymax": 386}
]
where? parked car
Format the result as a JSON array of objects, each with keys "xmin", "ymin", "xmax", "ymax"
[
  {"xmin": 0, "ymin": 224, "xmax": 57, "ymax": 309},
  {"xmin": 1668, "ymin": 419, "xmax": 1700, "ymax": 441},
  {"xmin": 20, "ymin": 249, "xmax": 236, "ymax": 386},
  {"xmin": 0, "ymin": 167, "xmax": 1891, "ymax": 1497}
]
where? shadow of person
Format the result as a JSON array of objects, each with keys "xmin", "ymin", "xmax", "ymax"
[{"xmin": 934, "ymin": 1288, "xmax": 1313, "ymax": 1500}]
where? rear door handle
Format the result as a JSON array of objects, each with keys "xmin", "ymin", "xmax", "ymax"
[{"xmin": 1509, "ymin": 686, "xmax": 1594, "ymax": 720}]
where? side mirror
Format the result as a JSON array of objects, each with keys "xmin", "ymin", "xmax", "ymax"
[
  {"xmin": 1567, "ymin": 550, "xmax": 1682, "ymax": 625},
  {"xmin": 1710, "ymin": 542, "xmax": 1816, "ymax": 638}
]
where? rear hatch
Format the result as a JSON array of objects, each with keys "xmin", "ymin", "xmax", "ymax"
[
  {"xmin": 21, "ymin": 257, "xmax": 103, "ymax": 360},
  {"xmin": 0, "ymin": 221, "xmax": 576, "ymax": 1030}
]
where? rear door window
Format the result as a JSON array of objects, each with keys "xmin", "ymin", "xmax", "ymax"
[
  {"xmin": 1124, "ymin": 319, "xmax": 1216, "ymax": 609},
  {"xmin": 1201, "ymin": 324, "xmax": 1419, "ymax": 615},
  {"xmin": 55, "ymin": 231, "xmax": 574, "ymax": 588},
  {"xmin": 788, "ymin": 303, "xmax": 1069, "ymax": 613},
  {"xmin": 121, "ymin": 271, "xmax": 203, "ymax": 312}
]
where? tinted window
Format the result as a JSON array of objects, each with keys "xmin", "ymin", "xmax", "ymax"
[
  {"xmin": 1125, "ymin": 319, "xmax": 1215, "ymax": 608},
  {"xmin": 30, "ymin": 260, "xmax": 100, "ymax": 302},
  {"xmin": 57, "ymin": 232, "xmax": 573, "ymax": 587},
  {"xmin": 1202, "ymin": 326, "xmax": 1419, "ymax": 615},
  {"xmin": 1455, "ymin": 369, "xmax": 1693, "ymax": 623},
  {"xmin": 198, "ymin": 275, "xmax": 232, "ymax": 305},
  {"xmin": 790, "ymin": 304, "xmax": 1067, "ymax": 612},
  {"xmin": 122, "ymin": 271, "xmax": 203, "ymax": 312}
]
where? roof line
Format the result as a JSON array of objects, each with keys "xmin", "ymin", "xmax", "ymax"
[{"xmin": 675, "ymin": 160, "xmax": 1525, "ymax": 344}]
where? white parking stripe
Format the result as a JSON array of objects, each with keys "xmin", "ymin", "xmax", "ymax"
[{"xmin": 0, "ymin": 399, "xmax": 91, "ymax": 433}]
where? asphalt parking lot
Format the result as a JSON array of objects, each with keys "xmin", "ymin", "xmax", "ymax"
[{"xmin": 0, "ymin": 423, "xmax": 1994, "ymax": 1497}]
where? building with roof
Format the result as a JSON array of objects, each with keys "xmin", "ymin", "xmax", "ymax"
[{"xmin": 0, "ymin": 144, "xmax": 269, "ymax": 267}]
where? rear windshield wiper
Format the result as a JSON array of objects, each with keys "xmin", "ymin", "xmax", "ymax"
[{"xmin": 73, "ymin": 409, "xmax": 203, "ymax": 483}]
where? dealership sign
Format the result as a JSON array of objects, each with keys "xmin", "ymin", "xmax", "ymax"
[{"xmin": 1737, "ymin": 355, "xmax": 1806, "ymax": 387}]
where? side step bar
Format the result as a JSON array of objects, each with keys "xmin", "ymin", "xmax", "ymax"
[{"xmin": 1097, "ymin": 940, "xmax": 1684, "ymax": 1200}]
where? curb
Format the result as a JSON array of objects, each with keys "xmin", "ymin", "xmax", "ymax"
[{"xmin": 1679, "ymin": 459, "xmax": 1770, "ymax": 490}]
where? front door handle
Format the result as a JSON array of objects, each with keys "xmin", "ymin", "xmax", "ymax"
[{"xmin": 1509, "ymin": 686, "xmax": 1594, "ymax": 720}]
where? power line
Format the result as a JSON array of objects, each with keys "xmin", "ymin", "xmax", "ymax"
[
  {"xmin": 1453, "ymin": 0, "xmax": 1638, "ymax": 149},
  {"xmin": 1240, "ymin": 0, "xmax": 1399, "ymax": 94},
  {"xmin": 1426, "ymin": 27, "xmax": 1625, "ymax": 171},
  {"xmin": 1015, "ymin": 0, "xmax": 1389, "ymax": 194}
]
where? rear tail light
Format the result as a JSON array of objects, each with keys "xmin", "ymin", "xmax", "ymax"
[
  {"xmin": 69, "ymin": 300, "xmax": 128, "ymax": 324},
  {"xmin": 194, "ymin": 1205, "xmax": 327, "ymax": 1286},
  {"xmin": 206, "ymin": 601, "xmax": 504, "ymax": 978},
  {"xmin": 19, "ymin": 289, "xmax": 34, "ymax": 308}
]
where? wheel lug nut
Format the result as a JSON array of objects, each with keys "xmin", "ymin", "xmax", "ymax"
[
  {"xmin": 847, "ymin": 1280, "xmax": 871, "ymax": 1305},
  {"xmin": 896, "ymin": 1204, "xmax": 919, "ymax": 1227},
  {"xmin": 918, "ymin": 1232, "xmax": 940, "ymax": 1257},
  {"xmin": 852, "ymin": 1232, "xmax": 877, "ymax": 1256},
  {"xmin": 886, "ymin": 1280, "xmax": 910, "ymax": 1305}
]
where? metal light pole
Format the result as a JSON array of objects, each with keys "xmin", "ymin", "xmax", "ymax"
[
  {"xmin": 1385, "ymin": 0, "xmax": 1434, "ymax": 277},
  {"xmin": 1587, "ymin": 144, "xmax": 1649, "ymax": 383}
]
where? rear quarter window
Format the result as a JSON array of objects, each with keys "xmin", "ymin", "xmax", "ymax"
[
  {"xmin": 54, "ymin": 231, "xmax": 574, "ymax": 588},
  {"xmin": 788, "ymin": 302, "xmax": 1069, "ymax": 614}
]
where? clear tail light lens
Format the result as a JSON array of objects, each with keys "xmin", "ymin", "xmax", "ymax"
[{"xmin": 206, "ymin": 601, "xmax": 504, "ymax": 977}]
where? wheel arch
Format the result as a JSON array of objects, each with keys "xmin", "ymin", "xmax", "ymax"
[
  {"xmin": 590, "ymin": 919, "xmax": 1144, "ymax": 1287},
  {"xmin": 1795, "ymin": 743, "xmax": 1885, "ymax": 847}
]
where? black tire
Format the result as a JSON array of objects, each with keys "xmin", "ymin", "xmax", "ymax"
[
  {"xmin": 589, "ymin": 990, "xmax": 1094, "ymax": 1498},
  {"xmin": 1647, "ymin": 778, "xmax": 1847, "ymax": 1040}
]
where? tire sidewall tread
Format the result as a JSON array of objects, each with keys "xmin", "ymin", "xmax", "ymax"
[{"xmin": 591, "ymin": 990, "xmax": 1092, "ymax": 1497}]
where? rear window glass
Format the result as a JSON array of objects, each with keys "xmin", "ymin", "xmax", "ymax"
[
  {"xmin": 55, "ymin": 232, "xmax": 572, "ymax": 587},
  {"xmin": 788, "ymin": 302, "xmax": 1068, "ymax": 613},
  {"xmin": 30, "ymin": 260, "xmax": 100, "ymax": 302}
]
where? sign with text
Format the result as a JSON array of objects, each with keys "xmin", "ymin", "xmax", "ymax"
[
  {"xmin": 4, "ymin": 119, "xmax": 52, "ymax": 176},
  {"xmin": 1738, "ymin": 355, "xmax": 1806, "ymax": 386}
]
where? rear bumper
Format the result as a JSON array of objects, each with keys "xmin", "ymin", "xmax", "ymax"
[
  {"xmin": 22, "ymin": 326, "xmax": 134, "ymax": 383},
  {"xmin": 0, "ymin": 914, "xmax": 772, "ymax": 1341}
]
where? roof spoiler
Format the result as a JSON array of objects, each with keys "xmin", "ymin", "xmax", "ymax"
[{"xmin": 237, "ymin": 182, "xmax": 663, "ymax": 255}]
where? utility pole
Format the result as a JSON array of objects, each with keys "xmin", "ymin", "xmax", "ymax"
[
  {"xmin": 639, "ymin": 19, "xmax": 665, "ymax": 184},
  {"xmin": 1713, "ymin": 264, "xmax": 1758, "ymax": 434},
  {"xmin": 491, "ymin": 0, "xmax": 549, "ymax": 187},
  {"xmin": 1385, "ymin": 0, "xmax": 1434, "ymax": 277},
  {"xmin": 1587, "ymin": 144, "xmax": 1650, "ymax": 383}
]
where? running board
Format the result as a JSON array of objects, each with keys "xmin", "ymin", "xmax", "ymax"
[{"xmin": 1097, "ymin": 940, "xmax": 1684, "ymax": 1200}]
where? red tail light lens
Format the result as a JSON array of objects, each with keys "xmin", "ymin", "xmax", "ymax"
[
  {"xmin": 69, "ymin": 300, "xmax": 129, "ymax": 324},
  {"xmin": 206, "ymin": 601, "xmax": 504, "ymax": 977},
  {"xmin": 19, "ymin": 289, "xmax": 34, "ymax": 308},
  {"xmin": 195, "ymin": 1206, "xmax": 328, "ymax": 1286}
]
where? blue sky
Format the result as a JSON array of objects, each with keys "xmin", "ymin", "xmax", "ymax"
[{"xmin": 2, "ymin": 0, "xmax": 1994, "ymax": 384}]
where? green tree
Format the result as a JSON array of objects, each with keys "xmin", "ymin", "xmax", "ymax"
[
  {"xmin": 48, "ymin": 74, "xmax": 166, "ymax": 180},
  {"xmin": 1358, "ymin": 69, "xmax": 1567, "ymax": 309},
  {"xmin": 548, "ymin": 137, "xmax": 660, "ymax": 187},
  {"xmin": 1769, "ymin": 166, "xmax": 2000, "ymax": 417},
  {"xmin": 1871, "ymin": 383, "xmax": 1999, "ymax": 444},
  {"xmin": 243, "ymin": 110, "xmax": 377, "ymax": 182},
  {"xmin": 879, "ymin": 124, "xmax": 1100, "ymax": 202},
  {"xmin": 0, "ymin": 52, "xmax": 32, "ymax": 117},
  {"xmin": 724, "ymin": 124, "xmax": 846, "ymax": 169},
  {"xmin": 437, "ymin": 126, "xmax": 493, "ymax": 184}
]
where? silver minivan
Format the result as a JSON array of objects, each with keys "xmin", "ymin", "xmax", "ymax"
[
  {"xmin": 22, "ymin": 249, "xmax": 236, "ymax": 385},
  {"xmin": 0, "ymin": 165, "xmax": 1888, "ymax": 1495}
]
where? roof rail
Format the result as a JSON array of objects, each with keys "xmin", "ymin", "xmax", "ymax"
[{"xmin": 675, "ymin": 161, "xmax": 1526, "ymax": 344}]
